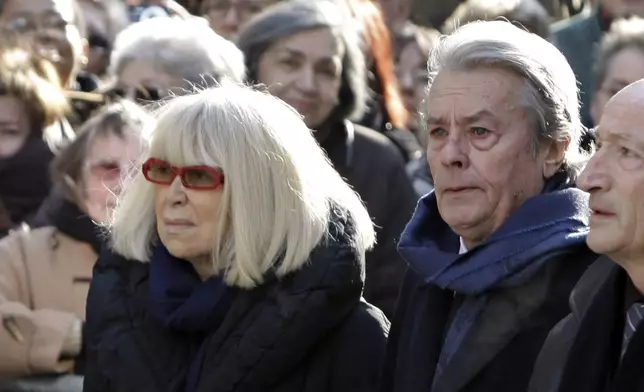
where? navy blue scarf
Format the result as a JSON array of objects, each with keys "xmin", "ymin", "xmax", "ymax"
[
  {"xmin": 398, "ymin": 184, "xmax": 589, "ymax": 386},
  {"xmin": 148, "ymin": 243, "xmax": 234, "ymax": 392}
]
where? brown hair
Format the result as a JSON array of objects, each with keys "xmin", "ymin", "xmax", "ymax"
[
  {"xmin": 0, "ymin": 32, "xmax": 69, "ymax": 132},
  {"xmin": 344, "ymin": 0, "xmax": 409, "ymax": 129},
  {"xmin": 51, "ymin": 100, "xmax": 152, "ymax": 204}
]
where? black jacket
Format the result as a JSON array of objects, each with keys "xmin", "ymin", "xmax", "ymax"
[
  {"xmin": 83, "ymin": 212, "xmax": 389, "ymax": 392},
  {"xmin": 529, "ymin": 257, "xmax": 644, "ymax": 392},
  {"xmin": 378, "ymin": 185, "xmax": 598, "ymax": 392},
  {"xmin": 319, "ymin": 121, "xmax": 418, "ymax": 319}
]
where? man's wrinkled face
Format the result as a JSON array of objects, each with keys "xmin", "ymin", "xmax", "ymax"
[
  {"xmin": 578, "ymin": 85, "xmax": 644, "ymax": 262},
  {"xmin": 426, "ymin": 67, "xmax": 565, "ymax": 247}
]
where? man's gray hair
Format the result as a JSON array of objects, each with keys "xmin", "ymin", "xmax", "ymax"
[
  {"xmin": 109, "ymin": 17, "xmax": 245, "ymax": 87},
  {"xmin": 237, "ymin": 0, "xmax": 367, "ymax": 122},
  {"xmin": 426, "ymin": 20, "xmax": 588, "ymax": 182}
]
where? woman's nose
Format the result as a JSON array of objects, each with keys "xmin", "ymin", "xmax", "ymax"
[
  {"xmin": 167, "ymin": 177, "xmax": 188, "ymax": 205},
  {"xmin": 295, "ymin": 68, "xmax": 316, "ymax": 92}
]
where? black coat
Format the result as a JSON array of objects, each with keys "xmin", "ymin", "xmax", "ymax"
[
  {"xmin": 83, "ymin": 213, "xmax": 390, "ymax": 392},
  {"xmin": 320, "ymin": 120, "xmax": 418, "ymax": 319},
  {"xmin": 529, "ymin": 257, "xmax": 644, "ymax": 392},
  {"xmin": 379, "ymin": 249, "xmax": 597, "ymax": 392}
]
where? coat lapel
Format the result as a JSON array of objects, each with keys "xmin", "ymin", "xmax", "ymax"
[
  {"xmin": 559, "ymin": 265, "xmax": 623, "ymax": 392},
  {"xmin": 432, "ymin": 264, "xmax": 552, "ymax": 392},
  {"xmin": 398, "ymin": 283, "xmax": 454, "ymax": 392}
]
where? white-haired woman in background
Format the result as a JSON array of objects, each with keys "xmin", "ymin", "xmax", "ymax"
[
  {"xmin": 106, "ymin": 17, "xmax": 245, "ymax": 102},
  {"xmin": 82, "ymin": 84, "xmax": 390, "ymax": 392}
]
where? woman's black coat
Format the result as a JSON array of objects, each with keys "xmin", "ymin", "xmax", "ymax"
[{"xmin": 83, "ymin": 213, "xmax": 390, "ymax": 392}]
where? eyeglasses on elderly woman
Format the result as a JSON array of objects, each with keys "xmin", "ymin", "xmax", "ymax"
[{"xmin": 142, "ymin": 158, "xmax": 225, "ymax": 190}]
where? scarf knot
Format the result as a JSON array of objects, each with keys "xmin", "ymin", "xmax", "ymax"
[{"xmin": 398, "ymin": 187, "xmax": 590, "ymax": 295}]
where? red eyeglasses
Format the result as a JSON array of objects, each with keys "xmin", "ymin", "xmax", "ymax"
[{"xmin": 142, "ymin": 158, "xmax": 224, "ymax": 190}]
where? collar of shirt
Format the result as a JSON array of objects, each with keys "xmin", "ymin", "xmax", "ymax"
[{"xmin": 459, "ymin": 237, "xmax": 468, "ymax": 255}]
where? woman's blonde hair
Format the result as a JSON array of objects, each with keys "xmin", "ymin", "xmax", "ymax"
[{"xmin": 110, "ymin": 83, "xmax": 375, "ymax": 288}]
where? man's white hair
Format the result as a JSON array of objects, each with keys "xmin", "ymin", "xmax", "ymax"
[
  {"xmin": 110, "ymin": 84, "xmax": 375, "ymax": 289},
  {"xmin": 109, "ymin": 17, "xmax": 245, "ymax": 86},
  {"xmin": 425, "ymin": 20, "xmax": 589, "ymax": 182}
]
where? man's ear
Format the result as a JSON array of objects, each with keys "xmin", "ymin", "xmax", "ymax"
[{"xmin": 543, "ymin": 138, "xmax": 570, "ymax": 179}]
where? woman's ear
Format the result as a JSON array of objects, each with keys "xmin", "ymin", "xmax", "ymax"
[{"xmin": 542, "ymin": 138, "xmax": 570, "ymax": 179}]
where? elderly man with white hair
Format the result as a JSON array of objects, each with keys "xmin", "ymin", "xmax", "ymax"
[
  {"xmin": 378, "ymin": 21, "xmax": 599, "ymax": 392},
  {"xmin": 107, "ymin": 17, "xmax": 245, "ymax": 102},
  {"xmin": 528, "ymin": 79, "xmax": 644, "ymax": 392}
]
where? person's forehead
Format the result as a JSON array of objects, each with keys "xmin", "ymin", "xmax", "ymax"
[
  {"xmin": 428, "ymin": 68, "xmax": 523, "ymax": 116},
  {"xmin": 599, "ymin": 99, "xmax": 644, "ymax": 145},
  {"xmin": 274, "ymin": 28, "xmax": 344, "ymax": 59},
  {"xmin": 2, "ymin": 0, "xmax": 75, "ymax": 22}
]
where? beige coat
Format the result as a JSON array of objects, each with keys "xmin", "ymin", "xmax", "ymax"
[{"xmin": 0, "ymin": 226, "xmax": 96, "ymax": 377}]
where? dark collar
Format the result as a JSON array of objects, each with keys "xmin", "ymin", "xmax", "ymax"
[{"xmin": 50, "ymin": 197, "xmax": 103, "ymax": 254}]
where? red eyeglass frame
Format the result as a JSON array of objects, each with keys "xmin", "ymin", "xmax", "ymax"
[{"xmin": 141, "ymin": 158, "xmax": 225, "ymax": 190}]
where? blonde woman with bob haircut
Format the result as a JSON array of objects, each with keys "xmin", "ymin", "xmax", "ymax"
[{"xmin": 83, "ymin": 83, "xmax": 390, "ymax": 392}]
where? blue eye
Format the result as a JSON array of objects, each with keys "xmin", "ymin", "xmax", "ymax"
[
  {"xmin": 429, "ymin": 128, "xmax": 448, "ymax": 137},
  {"xmin": 471, "ymin": 127, "xmax": 489, "ymax": 136}
]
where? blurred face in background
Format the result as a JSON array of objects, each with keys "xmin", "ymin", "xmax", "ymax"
[
  {"xmin": 257, "ymin": 28, "xmax": 344, "ymax": 129},
  {"xmin": 426, "ymin": 67, "xmax": 565, "ymax": 248},
  {"xmin": 592, "ymin": 46, "xmax": 644, "ymax": 123},
  {"xmin": 603, "ymin": 0, "xmax": 644, "ymax": 17},
  {"xmin": 0, "ymin": 0, "xmax": 86, "ymax": 87},
  {"xmin": 82, "ymin": 131, "xmax": 143, "ymax": 223},
  {"xmin": 0, "ymin": 97, "xmax": 31, "ymax": 159},
  {"xmin": 114, "ymin": 60, "xmax": 184, "ymax": 103},
  {"xmin": 77, "ymin": 0, "xmax": 112, "ymax": 76},
  {"xmin": 201, "ymin": 0, "xmax": 275, "ymax": 40},
  {"xmin": 397, "ymin": 40, "xmax": 429, "ymax": 128}
]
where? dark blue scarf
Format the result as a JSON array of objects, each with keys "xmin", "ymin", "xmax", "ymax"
[
  {"xmin": 148, "ymin": 242, "xmax": 234, "ymax": 392},
  {"xmin": 397, "ymin": 185, "xmax": 589, "ymax": 386}
]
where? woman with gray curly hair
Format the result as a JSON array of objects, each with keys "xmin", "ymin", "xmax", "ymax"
[
  {"xmin": 107, "ymin": 16, "xmax": 245, "ymax": 102},
  {"xmin": 237, "ymin": 0, "xmax": 417, "ymax": 319}
]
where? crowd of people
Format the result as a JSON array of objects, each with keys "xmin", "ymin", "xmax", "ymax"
[{"xmin": 0, "ymin": 0, "xmax": 643, "ymax": 391}]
